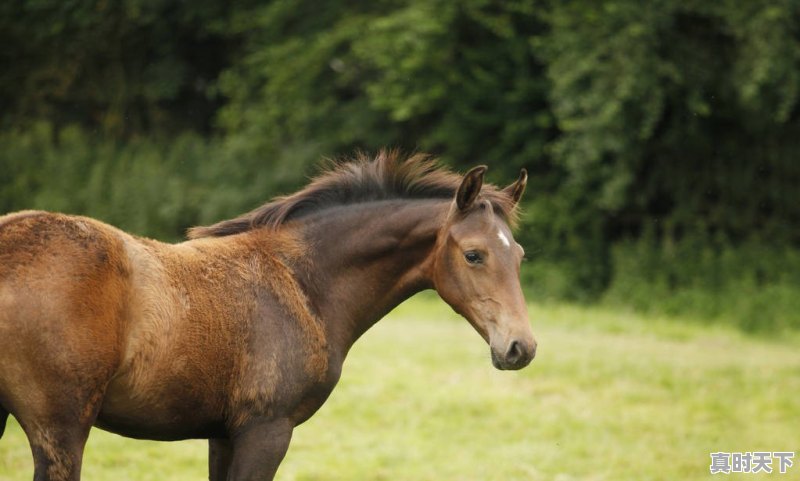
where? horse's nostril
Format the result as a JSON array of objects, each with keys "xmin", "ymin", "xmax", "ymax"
[{"xmin": 506, "ymin": 340, "xmax": 522, "ymax": 361}]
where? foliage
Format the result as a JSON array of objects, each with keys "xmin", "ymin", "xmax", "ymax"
[
  {"xmin": 0, "ymin": 0, "xmax": 249, "ymax": 136},
  {"xmin": 217, "ymin": 0, "xmax": 551, "ymax": 188},
  {"xmin": 531, "ymin": 0, "xmax": 800, "ymax": 297},
  {"xmin": 0, "ymin": 124, "xmax": 273, "ymax": 241},
  {"xmin": 604, "ymin": 236, "xmax": 800, "ymax": 333}
]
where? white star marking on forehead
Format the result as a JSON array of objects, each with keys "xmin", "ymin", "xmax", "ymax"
[{"xmin": 497, "ymin": 229, "xmax": 511, "ymax": 248}]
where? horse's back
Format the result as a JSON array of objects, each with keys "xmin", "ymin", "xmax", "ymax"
[{"xmin": 0, "ymin": 210, "xmax": 132, "ymax": 424}]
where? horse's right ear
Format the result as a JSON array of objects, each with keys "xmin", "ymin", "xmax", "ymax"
[
  {"xmin": 456, "ymin": 165, "xmax": 487, "ymax": 211},
  {"xmin": 503, "ymin": 168, "xmax": 528, "ymax": 206}
]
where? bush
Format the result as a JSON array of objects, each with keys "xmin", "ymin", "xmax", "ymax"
[
  {"xmin": 0, "ymin": 124, "xmax": 290, "ymax": 241},
  {"xmin": 602, "ymin": 236, "xmax": 800, "ymax": 333}
]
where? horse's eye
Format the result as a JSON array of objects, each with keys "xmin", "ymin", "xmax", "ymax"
[{"xmin": 464, "ymin": 251, "xmax": 483, "ymax": 264}]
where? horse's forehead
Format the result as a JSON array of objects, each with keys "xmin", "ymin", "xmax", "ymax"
[
  {"xmin": 451, "ymin": 210, "xmax": 511, "ymax": 241},
  {"xmin": 491, "ymin": 220, "xmax": 517, "ymax": 253}
]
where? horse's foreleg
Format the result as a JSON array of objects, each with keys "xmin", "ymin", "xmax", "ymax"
[
  {"xmin": 15, "ymin": 386, "xmax": 106, "ymax": 481},
  {"xmin": 208, "ymin": 438, "xmax": 233, "ymax": 481},
  {"xmin": 225, "ymin": 418, "xmax": 293, "ymax": 481},
  {"xmin": 24, "ymin": 420, "xmax": 93, "ymax": 481}
]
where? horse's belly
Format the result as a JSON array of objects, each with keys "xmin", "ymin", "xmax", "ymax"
[
  {"xmin": 97, "ymin": 375, "xmax": 227, "ymax": 440},
  {"xmin": 94, "ymin": 409, "xmax": 225, "ymax": 440}
]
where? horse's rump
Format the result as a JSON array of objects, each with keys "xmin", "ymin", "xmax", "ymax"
[{"xmin": 0, "ymin": 212, "xmax": 131, "ymax": 424}]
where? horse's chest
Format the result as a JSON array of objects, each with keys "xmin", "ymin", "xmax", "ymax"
[
  {"xmin": 229, "ymin": 350, "xmax": 341, "ymax": 426},
  {"xmin": 226, "ymin": 292, "xmax": 338, "ymax": 424}
]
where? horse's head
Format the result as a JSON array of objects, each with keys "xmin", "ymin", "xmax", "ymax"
[{"xmin": 432, "ymin": 166, "xmax": 536, "ymax": 370}]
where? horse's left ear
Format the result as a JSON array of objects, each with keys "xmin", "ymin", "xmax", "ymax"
[
  {"xmin": 503, "ymin": 168, "xmax": 528, "ymax": 206},
  {"xmin": 456, "ymin": 165, "xmax": 487, "ymax": 211}
]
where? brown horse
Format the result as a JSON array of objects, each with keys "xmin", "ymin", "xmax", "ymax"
[{"xmin": 0, "ymin": 151, "xmax": 536, "ymax": 480}]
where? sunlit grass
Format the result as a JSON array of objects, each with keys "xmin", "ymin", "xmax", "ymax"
[{"xmin": 1, "ymin": 295, "xmax": 798, "ymax": 480}]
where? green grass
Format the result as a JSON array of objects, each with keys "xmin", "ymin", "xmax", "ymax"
[{"xmin": 1, "ymin": 295, "xmax": 798, "ymax": 480}]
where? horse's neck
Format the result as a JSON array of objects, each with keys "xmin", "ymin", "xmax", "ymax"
[{"xmin": 297, "ymin": 199, "xmax": 449, "ymax": 356}]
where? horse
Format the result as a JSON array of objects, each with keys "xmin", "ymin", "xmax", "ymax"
[{"xmin": 0, "ymin": 151, "xmax": 536, "ymax": 480}]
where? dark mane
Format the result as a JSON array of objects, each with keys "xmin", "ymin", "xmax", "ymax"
[{"xmin": 187, "ymin": 150, "xmax": 519, "ymax": 239}]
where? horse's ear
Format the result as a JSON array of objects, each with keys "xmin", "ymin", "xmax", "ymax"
[
  {"xmin": 503, "ymin": 168, "xmax": 528, "ymax": 206},
  {"xmin": 456, "ymin": 165, "xmax": 487, "ymax": 211}
]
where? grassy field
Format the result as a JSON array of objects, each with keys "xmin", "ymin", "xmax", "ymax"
[{"xmin": 1, "ymin": 295, "xmax": 798, "ymax": 480}]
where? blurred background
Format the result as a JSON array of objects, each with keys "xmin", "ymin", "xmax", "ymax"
[
  {"xmin": 1, "ymin": 1, "xmax": 799, "ymax": 330},
  {"xmin": 1, "ymin": 2, "xmax": 799, "ymax": 480}
]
